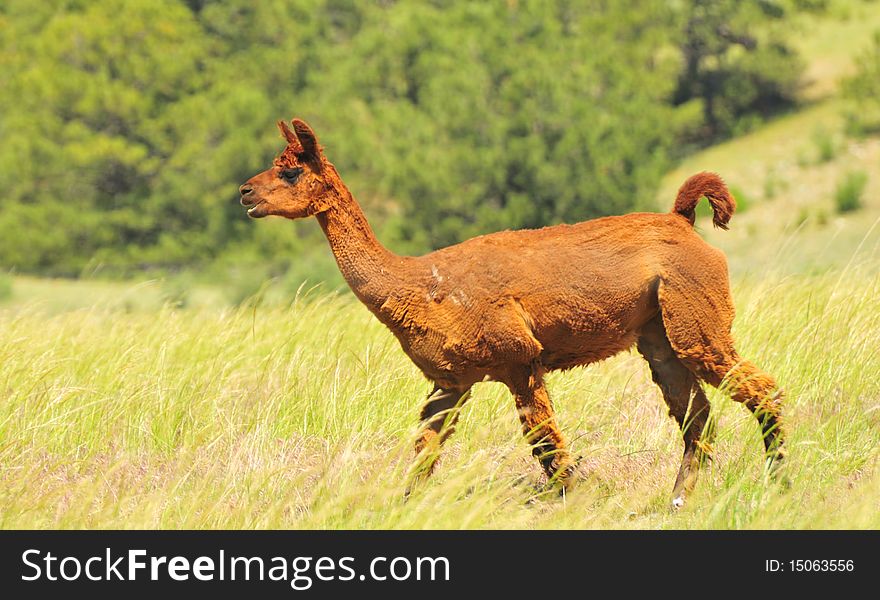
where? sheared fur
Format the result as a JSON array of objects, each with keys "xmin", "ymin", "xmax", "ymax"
[
  {"xmin": 673, "ymin": 171, "xmax": 735, "ymax": 229},
  {"xmin": 239, "ymin": 119, "xmax": 786, "ymax": 506}
]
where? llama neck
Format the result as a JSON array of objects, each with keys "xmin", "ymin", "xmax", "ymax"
[{"xmin": 315, "ymin": 172, "xmax": 404, "ymax": 313}]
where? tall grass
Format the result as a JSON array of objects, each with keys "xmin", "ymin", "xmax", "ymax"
[{"xmin": 0, "ymin": 269, "xmax": 878, "ymax": 529}]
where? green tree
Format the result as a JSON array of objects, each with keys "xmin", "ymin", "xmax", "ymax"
[
  {"xmin": 1, "ymin": 0, "xmax": 212, "ymax": 273},
  {"xmin": 672, "ymin": 0, "xmax": 803, "ymax": 140},
  {"xmin": 0, "ymin": 0, "xmax": 812, "ymax": 278},
  {"xmin": 305, "ymin": 0, "xmax": 682, "ymax": 250}
]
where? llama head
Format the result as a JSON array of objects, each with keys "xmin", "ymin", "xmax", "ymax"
[{"xmin": 239, "ymin": 118, "xmax": 333, "ymax": 219}]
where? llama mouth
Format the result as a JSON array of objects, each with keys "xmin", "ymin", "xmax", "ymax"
[{"xmin": 246, "ymin": 201, "xmax": 268, "ymax": 218}]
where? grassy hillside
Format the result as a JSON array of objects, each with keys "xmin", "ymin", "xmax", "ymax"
[
  {"xmin": 792, "ymin": 0, "xmax": 880, "ymax": 100},
  {"xmin": 657, "ymin": 101, "xmax": 880, "ymax": 274},
  {"xmin": 0, "ymin": 276, "xmax": 232, "ymax": 314},
  {"xmin": 657, "ymin": 1, "xmax": 880, "ymax": 275}
]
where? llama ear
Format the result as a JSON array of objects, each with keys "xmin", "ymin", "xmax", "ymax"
[
  {"xmin": 277, "ymin": 120, "xmax": 304, "ymax": 154},
  {"xmin": 292, "ymin": 118, "xmax": 322, "ymax": 167}
]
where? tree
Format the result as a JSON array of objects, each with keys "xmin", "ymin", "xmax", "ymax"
[
  {"xmin": 0, "ymin": 0, "xmax": 811, "ymax": 278},
  {"xmin": 305, "ymin": 0, "xmax": 682, "ymax": 250},
  {"xmin": 672, "ymin": 0, "xmax": 803, "ymax": 140}
]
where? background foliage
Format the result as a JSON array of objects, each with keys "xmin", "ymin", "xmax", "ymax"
[
  {"xmin": 844, "ymin": 30, "xmax": 880, "ymax": 135},
  {"xmin": 0, "ymin": 0, "xmax": 811, "ymax": 279},
  {"xmin": 1, "ymin": 0, "xmax": 879, "ymax": 532}
]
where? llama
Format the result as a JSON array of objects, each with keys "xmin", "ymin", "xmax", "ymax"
[{"xmin": 239, "ymin": 118, "xmax": 785, "ymax": 508}]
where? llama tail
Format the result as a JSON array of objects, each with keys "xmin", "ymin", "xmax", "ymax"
[{"xmin": 672, "ymin": 172, "xmax": 736, "ymax": 230}]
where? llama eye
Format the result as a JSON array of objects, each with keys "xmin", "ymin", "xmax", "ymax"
[{"xmin": 279, "ymin": 168, "xmax": 303, "ymax": 183}]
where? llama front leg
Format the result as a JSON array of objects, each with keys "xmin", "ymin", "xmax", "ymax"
[
  {"xmin": 410, "ymin": 385, "xmax": 471, "ymax": 485},
  {"xmin": 506, "ymin": 366, "xmax": 575, "ymax": 489}
]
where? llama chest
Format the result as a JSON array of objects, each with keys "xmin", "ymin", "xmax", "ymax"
[{"xmin": 378, "ymin": 291, "xmax": 543, "ymax": 383}]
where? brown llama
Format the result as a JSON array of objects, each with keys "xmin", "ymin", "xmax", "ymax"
[{"xmin": 239, "ymin": 118, "xmax": 785, "ymax": 508}]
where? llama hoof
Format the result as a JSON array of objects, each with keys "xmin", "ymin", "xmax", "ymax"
[
  {"xmin": 766, "ymin": 455, "xmax": 790, "ymax": 488},
  {"xmin": 523, "ymin": 486, "xmax": 550, "ymax": 506},
  {"xmin": 671, "ymin": 495, "xmax": 685, "ymax": 510},
  {"xmin": 524, "ymin": 475, "xmax": 568, "ymax": 501},
  {"xmin": 403, "ymin": 476, "xmax": 425, "ymax": 500},
  {"xmin": 770, "ymin": 470, "xmax": 792, "ymax": 490}
]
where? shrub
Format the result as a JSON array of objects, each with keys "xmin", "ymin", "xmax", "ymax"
[
  {"xmin": 729, "ymin": 185, "xmax": 750, "ymax": 214},
  {"xmin": 160, "ymin": 276, "xmax": 191, "ymax": 309},
  {"xmin": 223, "ymin": 266, "xmax": 275, "ymax": 307},
  {"xmin": 694, "ymin": 184, "xmax": 749, "ymax": 223},
  {"xmin": 812, "ymin": 127, "xmax": 838, "ymax": 163},
  {"xmin": 843, "ymin": 32, "xmax": 880, "ymax": 137},
  {"xmin": 764, "ymin": 168, "xmax": 784, "ymax": 199},
  {"xmin": 796, "ymin": 207, "xmax": 810, "ymax": 227},
  {"xmin": 0, "ymin": 273, "xmax": 12, "ymax": 302},
  {"xmin": 833, "ymin": 171, "xmax": 868, "ymax": 214}
]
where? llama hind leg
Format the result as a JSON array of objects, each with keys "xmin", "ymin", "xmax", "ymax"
[
  {"xmin": 657, "ymin": 280, "xmax": 786, "ymax": 473},
  {"xmin": 637, "ymin": 317, "xmax": 712, "ymax": 508},
  {"xmin": 673, "ymin": 348, "xmax": 784, "ymax": 469},
  {"xmin": 663, "ymin": 329, "xmax": 785, "ymax": 468},
  {"xmin": 409, "ymin": 385, "xmax": 471, "ymax": 488},
  {"xmin": 715, "ymin": 358, "xmax": 785, "ymax": 466},
  {"xmin": 505, "ymin": 365, "xmax": 575, "ymax": 489}
]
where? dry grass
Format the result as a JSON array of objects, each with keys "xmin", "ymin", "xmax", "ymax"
[{"xmin": 2, "ymin": 254, "xmax": 878, "ymax": 529}]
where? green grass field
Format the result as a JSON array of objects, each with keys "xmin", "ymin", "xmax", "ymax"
[
  {"xmin": 2, "ymin": 0, "xmax": 880, "ymax": 530},
  {"xmin": 1, "ymin": 253, "xmax": 878, "ymax": 529},
  {"xmin": 2, "ymin": 175, "xmax": 878, "ymax": 529}
]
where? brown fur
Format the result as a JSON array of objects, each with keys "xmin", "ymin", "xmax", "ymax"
[
  {"xmin": 673, "ymin": 171, "xmax": 736, "ymax": 229},
  {"xmin": 240, "ymin": 119, "xmax": 786, "ymax": 507}
]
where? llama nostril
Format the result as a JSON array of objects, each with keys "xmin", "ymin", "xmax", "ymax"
[{"xmin": 239, "ymin": 184, "xmax": 255, "ymax": 206}]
